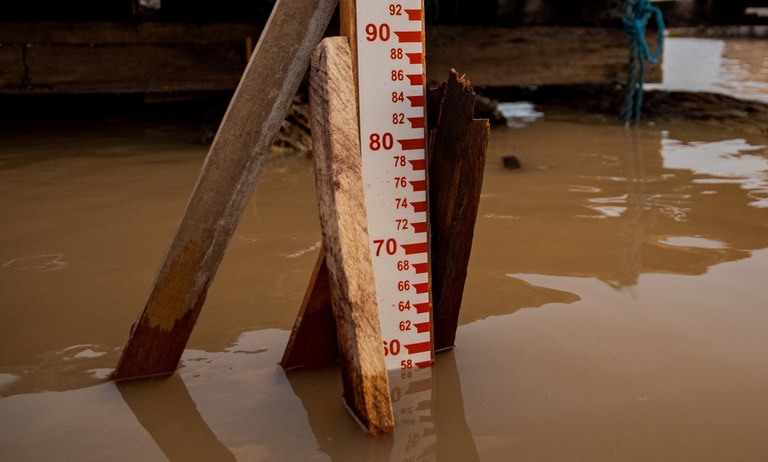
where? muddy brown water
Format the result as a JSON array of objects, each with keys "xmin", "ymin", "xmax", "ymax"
[
  {"xmin": 2, "ymin": 45, "xmax": 768, "ymax": 462},
  {"xmin": 2, "ymin": 108, "xmax": 768, "ymax": 461}
]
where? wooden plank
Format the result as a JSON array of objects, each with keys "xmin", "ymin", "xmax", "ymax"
[
  {"xmin": 428, "ymin": 70, "xmax": 489, "ymax": 351},
  {"xmin": 112, "ymin": 0, "xmax": 338, "ymax": 380},
  {"xmin": 433, "ymin": 351, "xmax": 481, "ymax": 461},
  {"xmin": 309, "ymin": 36, "xmax": 394, "ymax": 434},
  {"xmin": 280, "ymin": 249, "xmax": 339, "ymax": 370},
  {"xmin": 339, "ymin": 0, "xmax": 357, "ymax": 80}
]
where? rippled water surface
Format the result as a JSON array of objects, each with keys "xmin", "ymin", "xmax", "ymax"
[
  {"xmin": 646, "ymin": 36, "xmax": 768, "ymax": 103},
  {"xmin": 2, "ymin": 43, "xmax": 768, "ymax": 462}
]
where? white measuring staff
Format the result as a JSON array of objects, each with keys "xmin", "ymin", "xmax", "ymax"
[{"xmin": 356, "ymin": 0, "xmax": 433, "ymax": 370}]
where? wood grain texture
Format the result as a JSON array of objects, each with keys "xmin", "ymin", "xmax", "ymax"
[
  {"xmin": 309, "ymin": 36, "xmax": 394, "ymax": 434},
  {"xmin": 428, "ymin": 70, "xmax": 489, "ymax": 351},
  {"xmin": 113, "ymin": 0, "xmax": 338, "ymax": 380},
  {"xmin": 280, "ymin": 249, "xmax": 339, "ymax": 370}
]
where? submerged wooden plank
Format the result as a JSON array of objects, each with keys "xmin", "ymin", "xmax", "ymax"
[
  {"xmin": 280, "ymin": 249, "xmax": 339, "ymax": 370},
  {"xmin": 428, "ymin": 70, "xmax": 489, "ymax": 351},
  {"xmin": 309, "ymin": 36, "xmax": 394, "ymax": 434},
  {"xmin": 113, "ymin": 0, "xmax": 338, "ymax": 380}
]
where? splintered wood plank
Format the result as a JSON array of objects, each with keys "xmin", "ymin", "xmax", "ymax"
[
  {"xmin": 309, "ymin": 36, "xmax": 394, "ymax": 434},
  {"xmin": 112, "ymin": 0, "xmax": 338, "ymax": 380},
  {"xmin": 428, "ymin": 70, "xmax": 489, "ymax": 351},
  {"xmin": 280, "ymin": 249, "xmax": 338, "ymax": 370}
]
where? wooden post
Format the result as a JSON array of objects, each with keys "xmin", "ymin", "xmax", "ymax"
[
  {"xmin": 113, "ymin": 0, "xmax": 338, "ymax": 380},
  {"xmin": 428, "ymin": 70, "xmax": 489, "ymax": 351},
  {"xmin": 309, "ymin": 37, "xmax": 394, "ymax": 434},
  {"xmin": 339, "ymin": 0, "xmax": 357, "ymax": 78},
  {"xmin": 280, "ymin": 248, "xmax": 338, "ymax": 370},
  {"xmin": 282, "ymin": 70, "xmax": 490, "ymax": 364}
]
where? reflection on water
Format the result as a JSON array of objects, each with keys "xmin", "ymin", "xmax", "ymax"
[
  {"xmin": 286, "ymin": 353, "xmax": 478, "ymax": 462},
  {"xmin": 661, "ymin": 135, "xmax": 768, "ymax": 208},
  {"xmin": 0, "ymin": 330, "xmax": 480, "ymax": 461},
  {"xmin": 2, "ymin": 94, "xmax": 768, "ymax": 459},
  {"xmin": 496, "ymin": 102, "xmax": 545, "ymax": 128},
  {"xmin": 657, "ymin": 235, "xmax": 727, "ymax": 249},
  {"xmin": 470, "ymin": 120, "xmax": 767, "ymax": 303},
  {"xmin": 118, "ymin": 375, "xmax": 236, "ymax": 462},
  {"xmin": 646, "ymin": 37, "xmax": 768, "ymax": 103}
]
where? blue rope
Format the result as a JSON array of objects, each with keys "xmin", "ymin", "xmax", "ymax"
[{"xmin": 621, "ymin": 0, "xmax": 665, "ymax": 125}]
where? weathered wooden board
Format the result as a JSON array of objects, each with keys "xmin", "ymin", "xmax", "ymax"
[
  {"xmin": 339, "ymin": 0, "xmax": 357, "ymax": 80},
  {"xmin": 309, "ymin": 36, "xmax": 394, "ymax": 434},
  {"xmin": 280, "ymin": 250, "xmax": 338, "ymax": 370},
  {"xmin": 428, "ymin": 70, "xmax": 489, "ymax": 351},
  {"xmin": 113, "ymin": 0, "xmax": 338, "ymax": 380}
]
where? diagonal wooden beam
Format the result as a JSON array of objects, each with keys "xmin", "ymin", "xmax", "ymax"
[{"xmin": 113, "ymin": 0, "xmax": 338, "ymax": 380}]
